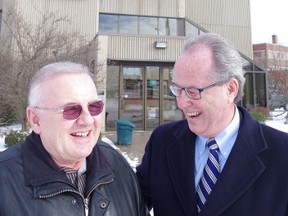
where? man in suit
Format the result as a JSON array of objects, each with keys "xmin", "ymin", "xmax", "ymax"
[{"xmin": 136, "ymin": 33, "xmax": 288, "ymax": 216}]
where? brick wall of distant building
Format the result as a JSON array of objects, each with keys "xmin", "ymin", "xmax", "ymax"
[
  {"xmin": 253, "ymin": 35, "xmax": 288, "ymax": 108},
  {"xmin": 253, "ymin": 39, "xmax": 288, "ymax": 71},
  {"xmin": 268, "ymin": 70, "xmax": 288, "ymax": 94}
]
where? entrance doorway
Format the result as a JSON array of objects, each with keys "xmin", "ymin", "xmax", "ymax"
[{"xmin": 106, "ymin": 63, "xmax": 183, "ymax": 131}]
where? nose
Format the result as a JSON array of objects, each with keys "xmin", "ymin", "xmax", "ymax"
[
  {"xmin": 76, "ymin": 109, "xmax": 95, "ymax": 125},
  {"xmin": 176, "ymin": 91, "xmax": 193, "ymax": 110}
]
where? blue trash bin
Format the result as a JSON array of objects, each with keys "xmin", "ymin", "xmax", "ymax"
[{"xmin": 116, "ymin": 120, "xmax": 135, "ymax": 145}]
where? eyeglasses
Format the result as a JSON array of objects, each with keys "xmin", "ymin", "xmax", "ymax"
[
  {"xmin": 169, "ymin": 80, "xmax": 226, "ymax": 100},
  {"xmin": 34, "ymin": 100, "xmax": 104, "ymax": 120}
]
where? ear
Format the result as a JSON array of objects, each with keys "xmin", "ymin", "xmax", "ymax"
[
  {"xmin": 26, "ymin": 107, "xmax": 41, "ymax": 134},
  {"xmin": 226, "ymin": 78, "xmax": 239, "ymax": 103}
]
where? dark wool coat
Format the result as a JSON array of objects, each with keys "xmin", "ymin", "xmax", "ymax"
[{"xmin": 137, "ymin": 106, "xmax": 288, "ymax": 216}]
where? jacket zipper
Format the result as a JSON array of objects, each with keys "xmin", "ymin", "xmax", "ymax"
[
  {"xmin": 84, "ymin": 198, "xmax": 89, "ymax": 216},
  {"xmin": 84, "ymin": 179, "xmax": 114, "ymax": 216},
  {"xmin": 39, "ymin": 179, "xmax": 114, "ymax": 216},
  {"xmin": 39, "ymin": 189, "xmax": 79, "ymax": 199}
]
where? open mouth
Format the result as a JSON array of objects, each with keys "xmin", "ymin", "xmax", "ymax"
[
  {"xmin": 71, "ymin": 131, "xmax": 89, "ymax": 137},
  {"xmin": 186, "ymin": 111, "xmax": 201, "ymax": 118}
]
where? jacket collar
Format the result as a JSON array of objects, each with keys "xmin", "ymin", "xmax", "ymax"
[{"xmin": 22, "ymin": 132, "xmax": 114, "ymax": 191}]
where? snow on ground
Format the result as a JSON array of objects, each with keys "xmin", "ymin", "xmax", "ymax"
[
  {"xmin": 266, "ymin": 109, "xmax": 288, "ymax": 133},
  {"xmin": 101, "ymin": 135, "xmax": 139, "ymax": 171}
]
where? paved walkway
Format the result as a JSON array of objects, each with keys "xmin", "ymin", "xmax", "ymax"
[{"xmin": 104, "ymin": 130, "xmax": 152, "ymax": 166}]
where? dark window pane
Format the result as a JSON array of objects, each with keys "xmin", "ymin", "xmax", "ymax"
[
  {"xmin": 176, "ymin": 19, "xmax": 185, "ymax": 36},
  {"xmin": 99, "ymin": 14, "xmax": 118, "ymax": 33},
  {"xmin": 255, "ymin": 73, "xmax": 267, "ymax": 107},
  {"xmin": 119, "ymin": 15, "xmax": 137, "ymax": 34},
  {"xmin": 139, "ymin": 17, "xmax": 157, "ymax": 35},
  {"xmin": 243, "ymin": 73, "xmax": 254, "ymax": 108}
]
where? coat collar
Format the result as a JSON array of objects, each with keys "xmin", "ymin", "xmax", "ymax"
[
  {"xmin": 166, "ymin": 106, "xmax": 267, "ymax": 216},
  {"xmin": 22, "ymin": 132, "xmax": 114, "ymax": 191}
]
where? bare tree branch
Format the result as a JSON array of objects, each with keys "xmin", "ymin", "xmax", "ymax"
[{"xmin": 0, "ymin": 8, "xmax": 98, "ymax": 131}]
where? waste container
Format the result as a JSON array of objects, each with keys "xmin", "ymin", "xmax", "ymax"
[{"xmin": 116, "ymin": 120, "xmax": 135, "ymax": 145}]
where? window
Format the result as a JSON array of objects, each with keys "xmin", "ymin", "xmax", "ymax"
[
  {"xmin": 159, "ymin": 18, "xmax": 178, "ymax": 36},
  {"xmin": 119, "ymin": 15, "xmax": 137, "ymax": 34},
  {"xmin": 243, "ymin": 73, "xmax": 254, "ymax": 108},
  {"xmin": 99, "ymin": 14, "xmax": 118, "ymax": 33},
  {"xmin": 255, "ymin": 73, "xmax": 266, "ymax": 107},
  {"xmin": 99, "ymin": 13, "xmax": 186, "ymax": 37},
  {"xmin": 139, "ymin": 17, "xmax": 157, "ymax": 35},
  {"xmin": 123, "ymin": 67, "xmax": 143, "ymax": 98}
]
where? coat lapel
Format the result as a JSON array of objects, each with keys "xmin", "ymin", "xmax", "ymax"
[{"xmin": 167, "ymin": 124, "xmax": 198, "ymax": 215}]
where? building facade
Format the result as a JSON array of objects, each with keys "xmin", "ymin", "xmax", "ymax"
[
  {"xmin": 253, "ymin": 35, "xmax": 288, "ymax": 71},
  {"xmin": 0, "ymin": 0, "xmax": 267, "ymax": 131},
  {"xmin": 253, "ymin": 35, "xmax": 288, "ymax": 109}
]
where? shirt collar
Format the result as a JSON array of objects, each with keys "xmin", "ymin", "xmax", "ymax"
[
  {"xmin": 78, "ymin": 159, "xmax": 87, "ymax": 177},
  {"xmin": 197, "ymin": 106, "xmax": 240, "ymax": 159}
]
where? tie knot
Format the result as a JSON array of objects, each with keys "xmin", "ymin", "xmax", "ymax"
[
  {"xmin": 61, "ymin": 167, "xmax": 78, "ymax": 174},
  {"xmin": 60, "ymin": 167, "xmax": 78, "ymax": 185},
  {"xmin": 60, "ymin": 167, "xmax": 87, "ymax": 195},
  {"xmin": 207, "ymin": 138, "xmax": 218, "ymax": 150}
]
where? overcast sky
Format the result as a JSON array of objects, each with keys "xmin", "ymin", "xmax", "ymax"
[{"xmin": 250, "ymin": 0, "xmax": 288, "ymax": 45}]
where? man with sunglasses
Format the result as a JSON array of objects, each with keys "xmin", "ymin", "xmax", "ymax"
[
  {"xmin": 136, "ymin": 33, "xmax": 288, "ymax": 216},
  {"xmin": 0, "ymin": 62, "xmax": 149, "ymax": 216}
]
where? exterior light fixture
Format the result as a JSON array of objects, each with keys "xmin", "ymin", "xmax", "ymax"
[{"xmin": 154, "ymin": 41, "xmax": 167, "ymax": 49}]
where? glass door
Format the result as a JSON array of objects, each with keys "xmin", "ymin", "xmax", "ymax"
[
  {"xmin": 163, "ymin": 68, "xmax": 183, "ymax": 123},
  {"xmin": 120, "ymin": 67, "xmax": 144, "ymax": 129},
  {"xmin": 146, "ymin": 66, "xmax": 160, "ymax": 130},
  {"xmin": 118, "ymin": 65, "xmax": 183, "ymax": 131}
]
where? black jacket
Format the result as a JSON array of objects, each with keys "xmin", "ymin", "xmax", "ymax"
[{"xmin": 0, "ymin": 132, "xmax": 149, "ymax": 216}]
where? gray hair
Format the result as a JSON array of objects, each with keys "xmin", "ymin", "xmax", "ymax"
[
  {"xmin": 182, "ymin": 33, "xmax": 245, "ymax": 103},
  {"xmin": 28, "ymin": 61, "xmax": 92, "ymax": 106}
]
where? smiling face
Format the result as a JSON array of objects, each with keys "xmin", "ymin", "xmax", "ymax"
[
  {"xmin": 27, "ymin": 73, "xmax": 102, "ymax": 169},
  {"xmin": 173, "ymin": 44, "xmax": 238, "ymax": 138}
]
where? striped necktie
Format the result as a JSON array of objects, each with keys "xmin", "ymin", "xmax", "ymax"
[
  {"xmin": 196, "ymin": 138, "xmax": 220, "ymax": 212},
  {"xmin": 61, "ymin": 167, "xmax": 87, "ymax": 195}
]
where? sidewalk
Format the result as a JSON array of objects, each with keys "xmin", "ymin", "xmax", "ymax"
[{"xmin": 103, "ymin": 130, "xmax": 152, "ymax": 167}]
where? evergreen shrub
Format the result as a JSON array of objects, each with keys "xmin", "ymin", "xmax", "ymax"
[{"xmin": 4, "ymin": 130, "xmax": 28, "ymax": 148}]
